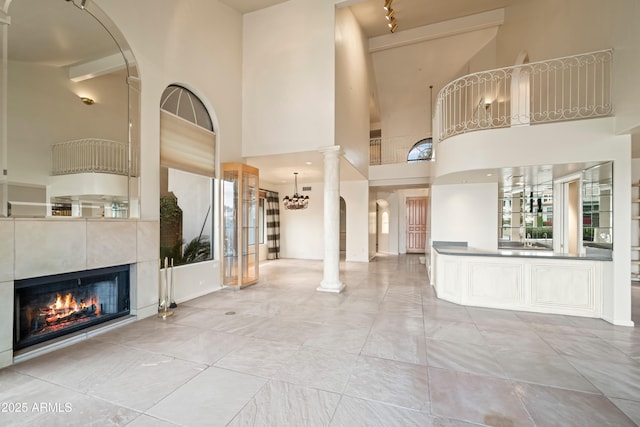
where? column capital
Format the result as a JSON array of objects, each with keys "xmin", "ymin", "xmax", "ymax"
[{"xmin": 318, "ymin": 145, "xmax": 342, "ymax": 157}]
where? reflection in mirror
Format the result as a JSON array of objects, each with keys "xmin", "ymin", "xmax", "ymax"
[
  {"xmin": 582, "ymin": 162, "xmax": 613, "ymax": 250},
  {"xmin": 2, "ymin": 0, "xmax": 138, "ymax": 218},
  {"xmin": 499, "ymin": 177, "xmax": 553, "ymax": 250}
]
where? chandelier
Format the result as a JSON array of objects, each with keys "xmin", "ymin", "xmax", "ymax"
[{"xmin": 283, "ymin": 172, "xmax": 309, "ymax": 210}]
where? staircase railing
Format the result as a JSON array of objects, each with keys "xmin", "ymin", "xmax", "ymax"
[{"xmin": 434, "ymin": 49, "xmax": 613, "ymax": 143}]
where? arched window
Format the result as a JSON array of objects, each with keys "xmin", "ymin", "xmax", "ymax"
[
  {"xmin": 407, "ymin": 138, "xmax": 433, "ymax": 162},
  {"xmin": 161, "ymin": 85, "xmax": 213, "ymax": 131},
  {"xmin": 160, "ymin": 85, "xmax": 215, "ymax": 265}
]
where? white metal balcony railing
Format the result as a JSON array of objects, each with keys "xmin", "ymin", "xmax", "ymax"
[
  {"xmin": 370, "ymin": 134, "xmax": 428, "ymax": 166},
  {"xmin": 434, "ymin": 50, "xmax": 613, "ymax": 143},
  {"xmin": 51, "ymin": 138, "xmax": 139, "ymax": 177}
]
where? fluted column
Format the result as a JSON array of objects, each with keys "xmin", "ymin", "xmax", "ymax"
[{"xmin": 317, "ymin": 145, "xmax": 345, "ymax": 293}]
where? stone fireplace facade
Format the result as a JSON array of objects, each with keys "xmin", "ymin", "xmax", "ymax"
[{"xmin": 0, "ymin": 218, "xmax": 160, "ymax": 368}]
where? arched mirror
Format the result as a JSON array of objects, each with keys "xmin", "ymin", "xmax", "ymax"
[{"xmin": 1, "ymin": 0, "xmax": 139, "ymax": 218}]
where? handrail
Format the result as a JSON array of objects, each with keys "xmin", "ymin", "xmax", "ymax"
[
  {"xmin": 370, "ymin": 134, "xmax": 432, "ymax": 165},
  {"xmin": 51, "ymin": 138, "xmax": 139, "ymax": 177},
  {"xmin": 434, "ymin": 49, "xmax": 613, "ymax": 143}
]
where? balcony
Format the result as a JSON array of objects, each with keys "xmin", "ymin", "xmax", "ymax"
[
  {"xmin": 434, "ymin": 50, "xmax": 613, "ymax": 143},
  {"xmin": 52, "ymin": 138, "xmax": 139, "ymax": 177}
]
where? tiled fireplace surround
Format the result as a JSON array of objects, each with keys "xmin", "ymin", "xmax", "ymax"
[{"xmin": 0, "ymin": 218, "xmax": 160, "ymax": 369}]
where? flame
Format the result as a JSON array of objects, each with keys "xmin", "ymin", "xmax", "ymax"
[{"xmin": 44, "ymin": 292, "xmax": 100, "ymax": 324}]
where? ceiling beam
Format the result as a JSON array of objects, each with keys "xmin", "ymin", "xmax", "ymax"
[
  {"xmin": 67, "ymin": 52, "xmax": 126, "ymax": 82},
  {"xmin": 369, "ymin": 8, "xmax": 505, "ymax": 53}
]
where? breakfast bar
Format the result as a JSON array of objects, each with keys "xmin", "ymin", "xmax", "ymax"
[{"xmin": 430, "ymin": 243, "xmax": 613, "ymax": 319}]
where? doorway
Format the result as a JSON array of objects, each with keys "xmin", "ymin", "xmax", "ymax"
[
  {"xmin": 566, "ymin": 180, "xmax": 580, "ymax": 255},
  {"xmin": 406, "ymin": 197, "xmax": 428, "ymax": 254},
  {"xmin": 340, "ymin": 197, "xmax": 346, "ymax": 253}
]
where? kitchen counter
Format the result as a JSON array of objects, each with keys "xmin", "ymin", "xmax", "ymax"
[{"xmin": 431, "ymin": 244, "xmax": 612, "ymax": 319}]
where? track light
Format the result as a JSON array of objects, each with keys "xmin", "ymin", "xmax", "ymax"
[{"xmin": 383, "ymin": 0, "xmax": 397, "ymax": 33}]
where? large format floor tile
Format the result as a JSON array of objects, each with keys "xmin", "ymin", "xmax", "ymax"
[{"xmin": 2, "ymin": 255, "xmax": 639, "ymax": 426}]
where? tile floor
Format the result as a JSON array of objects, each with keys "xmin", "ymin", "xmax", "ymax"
[{"xmin": 1, "ymin": 254, "xmax": 639, "ymax": 426}]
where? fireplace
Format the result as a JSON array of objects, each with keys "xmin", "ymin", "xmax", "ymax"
[{"xmin": 14, "ymin": 265, "xmax": 130, "ymax": 351}]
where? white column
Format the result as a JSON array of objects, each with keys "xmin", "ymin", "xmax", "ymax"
[{"xmin": 317, "ymin": 145, "xmax": 345, "ymax": 293}]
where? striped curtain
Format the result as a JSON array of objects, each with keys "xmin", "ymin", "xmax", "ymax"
[{"xmin": 265, "ymin": 191, "xmax": 280, "ymax": 260}]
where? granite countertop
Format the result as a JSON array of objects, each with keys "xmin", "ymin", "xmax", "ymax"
[{"xmin": 433, "ymin": 245, "xmax": 613, "ymax": 261}]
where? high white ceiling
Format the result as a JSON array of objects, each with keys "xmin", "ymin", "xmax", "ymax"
[
  {"xmin": 234, "ymin": 0, "xmax": 510, "ymax": 185},
  {"xmin": 7, "ymin": 0, "xmax": 512, "ymax": 188},
  {"xmin": 221, "ymin": 0, "xmax": 509, "ymax": 38}
]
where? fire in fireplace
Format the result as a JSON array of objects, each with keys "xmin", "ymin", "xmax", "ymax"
[{"xmin": 14, "ymin": 265, "xmax": 130, "ymax": 351}]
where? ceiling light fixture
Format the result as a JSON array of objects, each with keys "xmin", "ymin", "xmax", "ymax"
[
  {"xmin": 283, "ymin": 172, "xmax": 309, "ymax": 210},
  {"xmin": 388, "ymin": 17, "xmax": 398, "ymax": 33},
  {"xmin": 80, "ymin": 96, "xmax": 95, "ymax": 105},
  {"xmin": 383, "ymin": 0, "xmax": 397, "ymax": 33},
  {"xmin": 385, "ymin": 9, "xmax": 395, "ymax": 20}
]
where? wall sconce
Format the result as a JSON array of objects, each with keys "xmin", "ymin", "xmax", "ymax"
[{"xmin": 80, "ymin": 96, "xmax": 95, "ymax": 105}]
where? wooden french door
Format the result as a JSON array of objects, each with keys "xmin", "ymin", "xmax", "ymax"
[{"xmin": 406, "ymin": 197, "xmax": 427, "ymax": 253}]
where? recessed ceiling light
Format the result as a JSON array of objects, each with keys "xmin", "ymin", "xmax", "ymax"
[{"xmin": 305, "ymin": 161, "xmax": 312, "ymax": 165}]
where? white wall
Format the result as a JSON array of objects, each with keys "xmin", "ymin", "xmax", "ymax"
[
  {"xmin": 277, "ymin": 181, "xmax": 324, "ymax": 260},
  {"xmin": 368, "ymin": 187, "xmax": 377, "ymax": 260},
  {"xmin": 335, "ymin": 7, "xmax": 371, "ymax": 178},
  {"xmin": 276, "ymin": 178, "xmax": 369, "ymax": 262},
  {"xmin": 371, "ymin": 27, "xmax": 499, "ymax": 145},
  {"xmin": 95, "ymin": 0, "xmax": 244, "ymax": 220},
  {"xmin": 431, "ymin": 182, "xmax": 498, "ymax": 252},
  {"xmin": 373, "ymin": 191, "xmax": 399, "ymax": 255},
  {"xmin": 435, "ymin": 118, "xmax": 628, "ymax": 179},
  {"xmin": 91, "ymin": 0, "xmax": 245, "ymax": 313},
  {"xmin": 495, "ymin": 0, "xmax": 640, "ymax": 135},
  {"xmin": 242, "ymin": 0, "xmax": 335, "ymax": 157},
  {"xmin": 341, "ymin": 180, "xmax": 370, "ymax": 262}
]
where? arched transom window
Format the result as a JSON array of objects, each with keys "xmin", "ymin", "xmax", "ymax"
[{"xmin": 407, "ymin": 137, "xmax": 433, "ymax": 162}]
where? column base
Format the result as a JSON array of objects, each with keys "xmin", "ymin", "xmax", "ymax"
[{"xmin": 317, "ymin": 281, "xmax": 346, "ymax": 294}]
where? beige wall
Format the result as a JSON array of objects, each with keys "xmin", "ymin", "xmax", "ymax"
[{"xmin": 7, "ymin": 62, "xmax": 128, "ymax": 187}]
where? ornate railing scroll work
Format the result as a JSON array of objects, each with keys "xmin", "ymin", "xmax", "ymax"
[
  {"xmin": 434, "ymin": 50, "xmax": 613, "ymax": 143},
  {"xmin": 52, "ymin": 138, "xmax": 140, "ymax": 177}
]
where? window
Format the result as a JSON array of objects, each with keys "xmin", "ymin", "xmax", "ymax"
[
  {"xmin": 160, "ymin": 85, "xmax": 215, "ymax": 265},
  {"xmin": 407, "ymin": 138, "xmax": 433, "ymax": 162}
]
